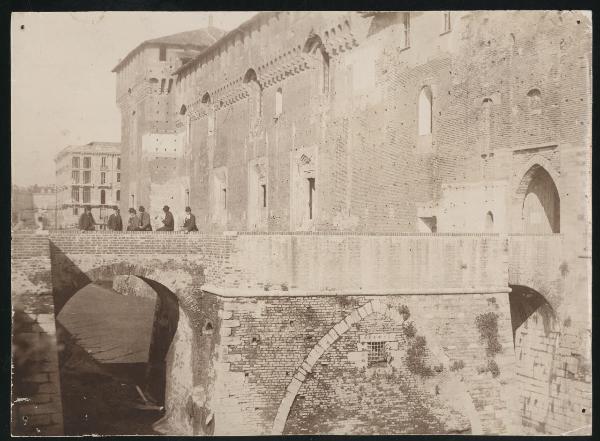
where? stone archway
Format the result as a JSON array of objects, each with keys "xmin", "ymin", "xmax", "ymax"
[
  {"xmin": 508, "ymin": 284, "xmax": 562, "ymax": 433},
  {"xmin": 271, "ymin": 299, "xmax": 481, "ymax": 435},
  {"xmin": 512, "ymin": 158, "xmax": 561, "ymax": 234}
]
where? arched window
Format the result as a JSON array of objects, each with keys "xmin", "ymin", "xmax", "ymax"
[
  {"xmin": 303, "ymin": 35, "xmax": 330, "ymax": 94},
  {"xmin": 418, "ymin": 86, "xmax": 433, "ymax": 135},
  {"xmin": 275, "ymin": 87, "xmax": 283, "ymax": 117},
  {"xmin": 179, "ymin": 104, "xmax": 187, "ymax": 115},
  {"xmin": 485, "ymin": 211, "xmax": 494, "ymax": 232},
  {"xmin": 244, "ymin": 69, "xmax": 262, "ymax": 123},
  {"xmin": 527, "ymin": 88, "xmax": 542, "ymax": 114},
  {"xmin": 100, "ymin": 189, "xmax": 106, "ymax": 205}
]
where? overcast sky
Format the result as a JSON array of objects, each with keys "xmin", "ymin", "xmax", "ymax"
[{"xmin": 11, "ymin": 11, "xmax": 255, "ymax": 187}]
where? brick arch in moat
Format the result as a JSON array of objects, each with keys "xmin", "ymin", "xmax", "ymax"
[{"xmin": 271, "ymin": 298, "xmax": 482, "ymax": 435}]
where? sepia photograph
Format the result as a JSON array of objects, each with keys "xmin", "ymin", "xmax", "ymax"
[{"xmin": 10, "ymin": 10, "xmax": 592, "ymax": 436}]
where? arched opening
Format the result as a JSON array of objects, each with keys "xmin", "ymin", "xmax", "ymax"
[
  {"xmin": 485, "ymin": 211, "xmax": 494, "ymax": 232},
  {"xmin": 201, "ymin": 92, "xmax": 211, "ymax": 105},
  {"xmin": 55, "ymin": 276, "xmax": 180, "ymax": 435},
  {"xmin": 418, "ymin": 86, "xmax": 433, "ymax": 135},
  {"xmin": 179, "ymin": 105, "xmax": 187, "ymax": 116},
  {"xmin": 243, "ymin": 68, "xmax": 262, "ymax": 123},
  {"xmin": 520, "ymin": 166, "xmax": 560, "ymax": 233},
  {"xmin": 303, "ymin": 35, "xmax": 330, "ymax": 94},
  {"xmin": 508, "ymin": 285, "xmax": 560, "ymax": 431}
]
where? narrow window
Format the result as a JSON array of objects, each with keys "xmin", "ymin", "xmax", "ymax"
[
  {"xmin": 83, "ymin": 156, "xmax": 91, "ymax": 168},
  {"xmin": 72, "ymin": 171, "xmax": 80, "ymax": 184},
  {"xmin": 101, "ymin": 156, "xmax": 106, "ymax": 167},
  {"xmin": 485, "ymin": 211, "xmax": 494, "ymax": 232},
  {"xmin": 222, "ymin": 188, "xmax": 227, "ymax": 209},
  {"xmin": 275, "ymin": 88, "xmax": 283, "ymax": 117},
  {"xmin": 100, "ymin": 189, "xmax": 106, "ymax": 205},
  {"xmin": 261, "ymin": 184, "xmax": 267, "ymax": 207},
  {"xmin": 83, "ymin": 171, "xmax": 91, "ymax": 184},
  {"xmin": 72, "ymin": 157, "xmax": 80, "ymax": 168},
  {"xmin": 167, "ymin": 79, "xmax": 173, "ymax": 93},
  {"xmin": 116, "ymin": 190, "xmax": 120, "ymax": 202},
  {"xmin": 117, "ymin": 173, "xmax": 121, "ymax": 183},
  {"xmin": 418, "ymin": 86, "xmax": 433, "ymax": 135},
  {"xmin": 160, "ymin": 78, "xmax": 166, "ymax": 94},
  {"xmin": 482, "ymin": 98, "xmax": 493, "ymax": 154},
  {"xmin": 308, "ymin": 177, "xmax": 315, "ymax": 220},
  {"xmin": 527, "ymin": 89, "xmax": 542, "ymax": 114},
  {"xmin": 159, "ymin": 45, "xmax": 167, "ymax": 61},
  {"xmin": 83, "ymin": 187, "xmax": 91, "ymax": 203},
  {"xmin": 71, "ymin": 186, "xmax": 80, "ymax": 202},
  {"xmin": 73, "ymin": 207, "xmax": 78, "ymax": 215},
  {"xmin": 130, "ymin": 194, "xmax": 135, "ymax": 207},
  {"xmin": 101, "ymin": 172, "xmax": 106, "ymax": 184},
  {"xmin": 401, "ymin": 13, "xmax": 411, "ymax": 48},
  {"xmin": 117, "ymin": 157, "xmax": 121, "ymax": 170},
  {"xmin": 443, "ymin": 11, "xmax": 451, "ymax": 33},
  {"xmin": 185, "ymin": 189, "xmax": 190, "ymax": 206}
]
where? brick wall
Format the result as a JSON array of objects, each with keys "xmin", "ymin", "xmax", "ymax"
[
  {"xmin": 11, "ymin": 233, "xmax": 64, "ymax": 436},
  {"xmin": 179, "ymin": 291, "xmax": 518, "ymax": 435}
]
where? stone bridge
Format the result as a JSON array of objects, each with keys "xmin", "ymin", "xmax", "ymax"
[{"xmin": 11, "ymin": 230, "xmax": 590, "ymax": 436}]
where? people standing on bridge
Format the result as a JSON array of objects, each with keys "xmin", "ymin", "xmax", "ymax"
[
  {"xmin": 78, "ymin": 205, "xmax": 96, "ymax": 231},
  {"xmin": 156, "ymin": 205, "xmax": 174, "ymax": 231},
  {"xmin": 127, "ymin": 208, "xmax": 139, "ymax": 231},
  {"xmin": 107, "ymin": 207, "xmax": 123, "ymax": 231},
  {"xmin": 182, "ymin": 206, "xmax": 198, "ymax": 232},
  {"xmin": 138, "ymin": 206, "xmax": 152, "ymax": 231}
]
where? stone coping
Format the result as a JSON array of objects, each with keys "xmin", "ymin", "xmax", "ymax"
[
  {"xmin": 201, "ymin": 284, "xmax": 512, "ymax": 298},
  {"xmin": 12, "ymin": 230, "xmax": 563, "ymax": 238}
]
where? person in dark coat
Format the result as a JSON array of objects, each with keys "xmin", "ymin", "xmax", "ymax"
[
  {"xmin": 157, "ymin": 205, "xmax": 174, "ymax": 231},
  {"xmin": 127, "ymin": 208, "xmax": 140, "ymax": 231},
  {"xmin": 138, "ymin": 206, "xmax": 152, "ymax": 231},
  {"xmin": 182, "ymin": 206, "xmax": 198, "ymax": 232},
  {"xmin": 78, "ymin": 205, "xmax": 96, "ymax": 231},
  {"xmin": 107, "ymin": 207, "xmax": 123, "ymax": 231}
]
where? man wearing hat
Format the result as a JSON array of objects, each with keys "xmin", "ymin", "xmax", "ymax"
[
  {"xmin": 78, "ymin": 205, "xmax": 96, "ymax": 231},
  {"xmin": 157, "ymin": 205, "xmax": 174, "ymax": 231},
  {"xmin": 138, "ymin": 206, "xmax": 152, "ymax": 231},
  {"xmin": 182, "ymin": 206, "xmax": 198, "ymax": 232},
  {"xmin": 107, "ymin": 206, "xmax": 123, "ymax": 231},
  {"xmin": 126, "ymin": 208, "xmax": 140, "ymax": 231}
]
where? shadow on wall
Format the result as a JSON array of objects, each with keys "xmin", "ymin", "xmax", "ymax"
[
  {"xmin": 508, "ymin": 284, "xmax": 555, "ymax": 343},
  {"xmin": 12, "ymin": 308, "xmax": 63, "ymax": 436},
  {"xmin": 139, "ymin": 277, "xmax": 180, "ymax": 405}
]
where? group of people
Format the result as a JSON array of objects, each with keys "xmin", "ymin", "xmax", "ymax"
[{"xmin": 78, "ymin": 205, "xmax": 198, "ymax": 232}]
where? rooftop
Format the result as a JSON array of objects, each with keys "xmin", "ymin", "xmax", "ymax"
[
  {"xmin": 112, "ymin": 26, "xmax": 226, "ymax": 73},
  {"xmin": 55, "ymin": 142, "xmax": 121, "ymax": 161}
]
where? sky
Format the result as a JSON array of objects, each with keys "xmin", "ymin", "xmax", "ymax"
[{"xmin": 11, "ymin": 11, "xmax": 256, "ymax": 187}]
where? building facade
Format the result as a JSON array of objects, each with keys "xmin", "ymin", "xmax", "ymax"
[
  {"xmin": 55, "ymin": 142, "xmax": 121, "ymax": 228},
  {"xmin": 113, "ymin": 26, "xmax": 226, "ymax": 227},
  {"xmin": 109, "ymin": 11, "xmax": 591, "ymax": 436},
  {"xmin": 11, "ymin": 185, "xmax": 58, "ymax": 229}
]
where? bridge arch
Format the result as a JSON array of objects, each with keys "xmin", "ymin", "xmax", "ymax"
[{"xmin": 271, "ymin": 299, "xmax": 481, "ymax": 435}]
